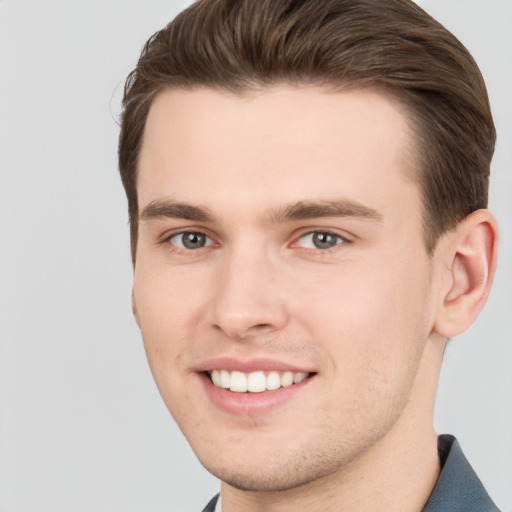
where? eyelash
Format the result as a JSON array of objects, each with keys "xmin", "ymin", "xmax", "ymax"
[
  {"xmin": 162, "ymin": 229, "xmax": 350, "ymax": 253},
  {"xmin": 293, "ymin": 230, "xmax": 348, "ymax": 251},
  {"xmin": 164, "ymin": 231, "xmax": 215, "ymax": 251}
]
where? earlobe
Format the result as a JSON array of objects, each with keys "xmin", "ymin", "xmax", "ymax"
[
  {"xmin": 132, "ymin": 289, "xmax": 141, "ymax": 328},
  {"xmin": 434, "ymin": 209, "xmax": 499, "ymax": 338}
]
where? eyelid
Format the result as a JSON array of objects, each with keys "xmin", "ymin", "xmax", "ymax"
[
  {"xmin": 291, "ymin": 229, "xmax": 352, "ymax": 249},
  {"xmin": 157, "ymin": 226, "xmax": 352, "ymax": 251},
  {"xmin": 172, "ymin": 232, "xmax": 213, "ymax": 248},
  {"xmin": 161, "ymin": 228, "xmax": 218, "ymax": 250}
]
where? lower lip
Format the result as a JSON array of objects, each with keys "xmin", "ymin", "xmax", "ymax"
[{"xmin": 199, "ymin": 373, "xmax": 314, "ymax": 417}]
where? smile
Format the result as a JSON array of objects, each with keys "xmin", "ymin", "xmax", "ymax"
[{"xmin": 208, "ymin": 370, "xmax": 310, "ymax": 393}]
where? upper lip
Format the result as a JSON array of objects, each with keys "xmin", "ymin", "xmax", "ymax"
[{"xmin": 195, "ymin": 356, "xmax": 316, "ymax": 374}]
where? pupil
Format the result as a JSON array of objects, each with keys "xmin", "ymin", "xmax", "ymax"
[
  {"xmin": 183, "ymin": 232, "xmax": 205, "ymax": 249},
  {"xmin": 313, "ymin": 232, "xmax": 337, "ymax": 249}
]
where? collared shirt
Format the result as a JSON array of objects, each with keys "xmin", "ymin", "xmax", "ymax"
[
  {"xmin": 422, "ymin": 435, "xmax": 500, "ymax": 512},
  {"xmin": 214, "ymin": 494, "xmax": 222, "ymax": 512},
  {"xmin": 201, "ymin": 435, "xmax": 500, "ymax": 512}
]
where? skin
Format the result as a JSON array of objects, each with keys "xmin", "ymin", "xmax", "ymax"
[{"xmin": 132, "ymin": 86, "xmax": 498, "ymax": 512}]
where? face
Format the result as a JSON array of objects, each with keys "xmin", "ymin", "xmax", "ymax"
[{"xmin": 133, "ymin": 86, "xmax": 444, "ymax": 492}]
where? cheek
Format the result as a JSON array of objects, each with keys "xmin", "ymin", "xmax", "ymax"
[
  {"xmin": 134, "ymin": 264, "xmax": 206, "ymax": 332},
  {"xmin": 292, "ymin": 255, "xmax": 434, "ymax": 385},
  {"xmin": 133, "ymin": 274, "xmax": 200, "ymax": 424},
  {"xmin": 133, "ymin": 269, "xmax": 194, "ymax": 377}
]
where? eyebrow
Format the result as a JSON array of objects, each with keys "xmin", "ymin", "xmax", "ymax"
[
  {"xmin": 139, "ymin": 201, "xmax": 214, "ymax": 222},
  {"xmin": 139, "ymin": 199, "xmax": 382, "ymax": 224},
  {"xmin": 269, "ymin": 200, "xmax": 383, "ymax": 223}
]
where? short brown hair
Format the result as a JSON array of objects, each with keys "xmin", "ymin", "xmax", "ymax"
[{"xmin": 119, "ymin": 0, "xmax": 495, "ymax": 263}]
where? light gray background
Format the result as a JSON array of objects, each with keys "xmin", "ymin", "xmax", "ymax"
[{"xmin": 0, "ymin": 1, "xmax": 510, "ymax": 511}]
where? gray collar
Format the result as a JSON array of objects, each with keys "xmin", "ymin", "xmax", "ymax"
[{"xmin": 422, "ymin": 434, "xmax": 500, "ymax": 512}]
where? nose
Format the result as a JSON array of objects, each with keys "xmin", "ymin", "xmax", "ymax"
[{"xmin": 207, "ymin": 248, "xmax": 290, "ymax": 341}]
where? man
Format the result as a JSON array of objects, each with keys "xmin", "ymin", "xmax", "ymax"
[{"xmin": 118, "ymin": 0, "xmax": 500, "ymax": 510}]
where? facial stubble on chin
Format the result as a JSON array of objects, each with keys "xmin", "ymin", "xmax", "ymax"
[{"xmin": 197, "ymin": 425, "xmax": 395, "ymax": 493}]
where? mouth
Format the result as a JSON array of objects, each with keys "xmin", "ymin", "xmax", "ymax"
[
  {"xmin": 206, "ymin": 369, "xmax": 311, "ymax": 393},
  {"xmin": 197, "ymin": 358, "xmax": 317, "ymax": 416},
  {"xmin": 199, "ymin": 367, "xmax": 317, "ymax": 416}
]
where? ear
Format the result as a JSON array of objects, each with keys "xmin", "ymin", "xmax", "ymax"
[
  {"xmin": 434, "ymin": 209, "xmax": 499, "ymax": 338},
  {"xmin": 132, "ymin": 288, "xmax": 141, "ymax": 328}
]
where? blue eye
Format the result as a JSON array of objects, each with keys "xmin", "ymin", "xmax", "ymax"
[
  {"xmin": 298, "ymin": 232, "xmax": 343, "ymax": 249},
  {"xmin": 169, "ymin": 232, "xmax": 212, "ymax": 250}
]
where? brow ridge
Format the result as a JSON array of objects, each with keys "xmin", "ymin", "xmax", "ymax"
[
  {"xmin": 270, "ymin": 200, "xmax": 382, "ymax": 223},
  {"xmin": 139, "ymin": 200, "xmax": 213, "ymax": 222},
  {"xmin": 139, "ymin": 199, "xmax": 382, "ymax": 225}
]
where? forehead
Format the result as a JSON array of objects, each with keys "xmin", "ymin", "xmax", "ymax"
[{"xmin": 137, "ymin": 85, "xmax": 419, "ymax": 222}]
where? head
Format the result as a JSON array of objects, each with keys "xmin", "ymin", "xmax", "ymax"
[
  {"xmin": 119, "ymin": 0, "xmax": 495, "ymax": 263},
  {"xmin": 118, "ymin": 0, "xmax": 498, "ymax": 501}
]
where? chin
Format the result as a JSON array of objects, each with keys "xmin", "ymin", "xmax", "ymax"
[
  {"xmin": 203, "ymin": 464, "xmax": 324, "ymax": 493},
  {"xmin": 197, "ymin": 445, "xmax": 353, "ymax": 493}
]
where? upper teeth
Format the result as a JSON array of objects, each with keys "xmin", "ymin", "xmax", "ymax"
[{"xmin": 210, "ymin": 370, "xmax": 309, "ymax": 393}]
